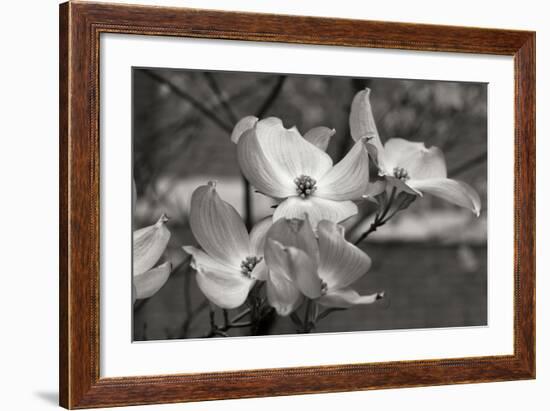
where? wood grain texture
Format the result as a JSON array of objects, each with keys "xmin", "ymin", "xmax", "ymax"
[
  {"xmin": 59, "ymin": 2, "xmax": 69, "ymax": 407},
  {"xmin": 59, "ymin": 1, "xmax": 536, "ymax": 408}
]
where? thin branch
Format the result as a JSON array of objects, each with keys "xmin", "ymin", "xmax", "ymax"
[
  {"xmin": 257, "ymin": 76, "xmax": 287, "ymax": 118},
  {"xmin": 205, "ymin": 74, "xmax": 284, "ymax": 231},
  {"xmin": 133, "ymin": 296, "xmax": 151, "ymax": 314},
  {"xmin": 201, "ymin": 305, "xmax": 254, "ymax": 338},
  {"xmin": 205, "ymin": 76, "xmax": 274, "ymax": 112},
  {"xmin": 243, "ymin": 180, "xmax": 252, "ymax": 231},
  {"xmin": 231, "ymin": 307, "xmax": 251, "ymax": 323},
  {"xmin": 182, "ymin": 264, "xmax": 193, "ymax": 332},
  {"xmin": 354, "ymin": 188, "xmax": 396, "ymax": 245},
  {"xmin": 290, "ymin": 312, "xmax": 304, "ymax": 329},
  {"xmin": 203, "ymin": 72, "xmax": 240, "ymax": 124},
  {"xmin": 222, "ymin": 309, "xmax": 230, "ymax": 329},
  {"xmin": 300, "ymin": 299, "xmax": 315, "ymax": 333},
  {"xmin": 229, "ymin": 321, "xmax": 253, "ymax": 328},
  {"xmin": 179, "ymin": 299, "xmax": 209, "ymax": 338},
  {"xmin": 316, "ymin": 307, "xmax": 346, "ymax": 322},
  {"xmin": 141, "ymin": 69, "xmax": 233, "ymax": 133},
  {"xmin": 448, "ymin": 151, "xmax": 487, "ymax": 177}
]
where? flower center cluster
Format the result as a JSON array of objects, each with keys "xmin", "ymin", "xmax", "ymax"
[
  {"xmin": 320, "ymin": 280, "xmax": 328, "ymax": 296},
  {"xmin": 240, "ymin": 256, "xmax": 262, "ymax": 278},
  {"xmin": 393, "ymin": 167, "xmax": 410, "ymax": 181},
  {"xmin": 294, "ymin": 175, "xmax": 317, "ymax": 198}
]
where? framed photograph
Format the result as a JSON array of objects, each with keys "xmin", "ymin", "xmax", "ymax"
[{"xmin": 59, "ymin": 1, "xmax": 535, "ymax": 409}]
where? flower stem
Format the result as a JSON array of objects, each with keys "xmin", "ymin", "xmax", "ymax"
[
  {"xmin": 299, "ymin": 299, "xmax": 316, "ymax": 333},
  {"xmin": 203, "ymin": 306, "xmax": 257, "ymax": 338},
  {"xmin": 316, "ymin": 307, "xmax": 346, "ymax": 322},
  {"xmin": 290, "ymin": 312, "xmax": 304, "ymax": 329},
  {"xmin": 243, "ymin": 179, "xmax": 252, "ymax": 231},
  {"xmin": 231, "ymin": 307, "xmax": 251, "ymax": 323},
  {"xmin": 354, "ymin": 187, "xmax": 416, "ymax": 245},
  {"xmin": 354, "ymin": 187, "xmax": 396, "ymax": 245}
]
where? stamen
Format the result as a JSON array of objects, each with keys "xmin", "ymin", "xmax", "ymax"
[
  {"xmin": 294, "ymin": 175, "xmax": 317, "ymax": 198},
  {"xmin": 393, "ymin": 167, "xmax": 410, "ymax": 181},
  {"xmin": 320, "ymin": 280, "xmax": 328, "ymax": 296},
  {"xmin": 240, "ymin": 256, "xmax": 262, "ymax": 278}
]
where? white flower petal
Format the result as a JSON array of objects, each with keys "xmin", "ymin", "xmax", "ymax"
[
  {"xmin": 264, "ymin": 239, "xmax": 293, "ymax": 282},
  {"xmin": 364, "ymin": 178, "xmax": 387, "ymax": 199},
  {"xmin": 196, "ymin": 267, "xmax": 254, "ymax": 309},
  {"xmin": 266, "ymin": 270, "xmax": 303, "ymax": 316},
  {"xmin": 237, "ymin": 128, "xmax": 296, "ymax": 198},
  {"xmin": 317, "ymin": 220, "xmax": 372, "ymax": 290},
  {"xmin": 183, "ymin": 246, "xmax": 236, "ymax": 272},
  {"xmin": 251, "ymin": 258, "xmax": 268, "ymax": 281},
  {"xmin": 230, "ymin": 115, "xmax": 258, "ymax": 143},
  {"xmin": 265, "ymin": 239, "xmax": 321, "ymax": 300},
  {"xmin": 349, "ymin": 88, "xmax": 385, "ymax": 155},
  {"xmin": 273, "ymin": 196, "xmax": 358, "ymax": 228},
  {"xmin": 184, "ymin": 245, "xmax": 256, "ymax": 308},
  {"xmin": 255, "ymin": 117, "xmax": 333, "ymax": 180},
  {"xmin": 249, "ymin": 217, "xmax": 273, "ymax": 257},
  {"xmin": 364, "ymin": 138, "xmax": 385, "ymax": 171},
  {"xmin": 133, "ymin": 214, "xmax": 171, "ymax": 276},
  {"xmin": 408, "ymin": 178, "xmax": 481, "ymax": 216},
  {"xmin": 384, "ymin": 138, "xmax": 447, "ymax": 179},
  {"xmin": 303, "ymin": 126, "xmax": 335, "ymax": 151},
  {"xmin": 318, "ymin": 287, "xmax": 382, "ymax": 308},
  {"xmin": 285, "ymin": 246, "xmax": 322, "ymax": 299},
  {"xmin": 316, "ymin": 138, "xmax": 370, "ymax": 200},
  {"xmin": 134, "ymin": 261, "xmax": 172, "ymax": 300},
  {"xmin": 265, "ymin": 217, "xmax": 319, "ymax": 263},
  {"xmin": 189, "ymin": 183, "xmax": 250, "ymax": 267},
  {"xmin": 386, "ymin": 175, "xmax": 422, "ymax": 195}
]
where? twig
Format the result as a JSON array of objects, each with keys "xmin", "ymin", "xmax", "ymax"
[
  {"xmin": 228, "ymin": 321, "xmax": 253, "ymax": 328},
  {"xmin": 182, "ymin": 263, "xmax": 193, "ymax": 325},
  {"xmin": 354, "ymin": 187, "xmax": 396, "ymax": 245},
  {"xmin": 231, "ymin": 307, "xmax": 251, "ymax": 323},
  {"xmin": 354, "ymin": 188, "xmax": 417, "ymax": 245},
  {"xmin": 297, "ymin": 299, "xmax": 316, "ymax": 333},
  {"xmin": 203, "ymin": 72, "xmax": 239, "ymax": 124},
  {"xmin": 179, "ymin": 299, "xmax": 209, "ymax": 338},
  {"xmin": 133, "ymin": 297, "xmax": 150, "ymax": 313},
  {"xmin": 141, "ymin": 69, "xmax": 233, "ymax": 133},
  {"xmin": 257, "ymin": 76, "xmax": 287, "ymax": 118},
  {"xmin": 316, "ymin": 307, "xmax": 346, "ymax": 322},
  {"xmin": 204, "ymin": 73, "xmax": 283, "ymax": 231},
  {"xmin": 222, "ymin": 309, "xmax": 230, "ymax": 329},
  {"xmin": 290, "ymin": 312, "xmax": 304, "ymax": 329},
  {"xmin": 202, "ymin": 306, "xmax": 255, "ymax": 338},
  {"xmin": 448, "ymin": 151, "xmax": 487, "ymax": 177}
]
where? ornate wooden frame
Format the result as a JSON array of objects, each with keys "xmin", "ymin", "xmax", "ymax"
[{"xmin": 59, "ymin": 1, "xmax": 535, "ymax": 408}]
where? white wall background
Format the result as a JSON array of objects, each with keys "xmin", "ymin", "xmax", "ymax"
[{"xmin": 0, "ymin": 0, "xmax": 547, "ymax": 410}]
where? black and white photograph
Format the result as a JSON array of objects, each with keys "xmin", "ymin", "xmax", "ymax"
[
  {"xmin": 3, "ymin": 0, "xmax": 545, "ymax": 410},
  {"xmin": 132, "ymin": 68, "xmax": 487, "ymax": 341}
]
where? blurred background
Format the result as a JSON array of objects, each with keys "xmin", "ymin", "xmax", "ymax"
[{"xmin": 132, "ymin": 67, "xmax": 487, "ymax": 341}]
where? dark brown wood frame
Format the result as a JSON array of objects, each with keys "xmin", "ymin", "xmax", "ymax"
[{"xmin": 59, "ymin": 1, "xmax": 536, "ymax": 409}]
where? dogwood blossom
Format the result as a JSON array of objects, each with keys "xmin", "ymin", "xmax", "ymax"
[
  {"xmin": 264, "ymin": 216, "xmax": 383, "ymax": 314},
  {"xmin": 232, "ymin": 116, "xmax": 370, "ymax": 228},
  {"xmin": 350, "ymin": 89, "xmax": 481, "ymax": 216},
  {"xmin": 183, "ymin": 182, "xmax": 271, "ymax": 309},
  {"xmin": 133, "ymin": 180, "xmax": 172, "ymax": 302}
]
